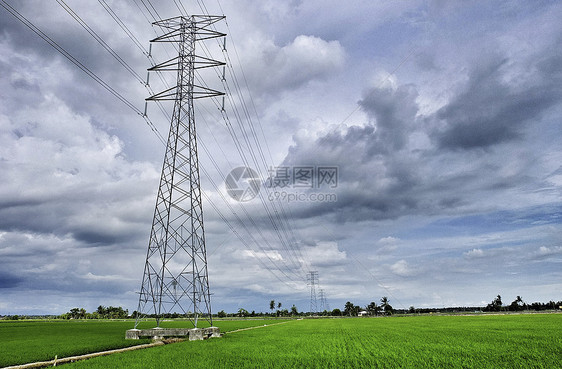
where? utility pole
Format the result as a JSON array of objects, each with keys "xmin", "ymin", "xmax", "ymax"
[
  {"xmin": 134, "ymin": 15, "xmax": 225, "ymax": 329},
  {"xmin": 307, "ymin": 271, "xmax": 319, "ymax": 314}
]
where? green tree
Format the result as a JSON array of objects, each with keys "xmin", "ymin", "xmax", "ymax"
[
  {"xmin": 495, "ymin": 295, "xmax": 503, "ymax": 308},
  {"xmin": 96, "ymin": 305, "xmax": 106, "ymax": 316},
  {"xmin": 69, "ymin": 308, "xmax": 80, "ymax": 319},
  {"xmin": 217, "ymin": 310, "xmax": 227, "ymax": 318},
  {"xmin": 366, "ymin": 301, "xmax": 379, "ymax": 316},
  {"xmin": 269, "ymin": 300, "xmax": 275, "ymax": 316},
  {"xmin": 291, "ymin": 305, "xmax": 298, "ymax": 316},
  {"xmin": 380, "ymin": 297, "xmax": 393, "ymax": 315},
  {"xmin": 344, "ymin": 301, "xmax": 358, "ymax": 316},
  {"xmin": 509, "ymin": 296, "xmax": 524, "ymax": 311},
  {"xmin": 237, "ymin": 308, "xmax": 249, "ymax": 317},
  {"xmin": 485, "ymin": 294, "xmax": 503, "ymax": 312}
]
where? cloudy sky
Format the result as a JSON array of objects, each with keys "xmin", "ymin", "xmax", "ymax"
[{"xmin": 1, "ymin": 0, "xmax": 561, "ymax": 315}]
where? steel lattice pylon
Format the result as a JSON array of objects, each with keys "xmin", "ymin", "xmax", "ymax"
[
  {"xmin": 307, "ymin": 271, "xmax": 318, "ymax": 314},
  {"xmin": 134, "ymin": 15, "xmax": 225, "ymax": 329},
  {"xmin": 318, "ymin": 289, "xmax": 329, "ymax": 312}
]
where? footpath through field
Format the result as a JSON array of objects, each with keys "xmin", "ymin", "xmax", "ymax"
[
  {"xmin": 1, "ymin": 342, "xmax": 164, "ymax": 369},
  {"xmin": 225, "ymin": 319, "xmax": 295, "ymax": 334}
]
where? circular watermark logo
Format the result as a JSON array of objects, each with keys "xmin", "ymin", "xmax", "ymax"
[{"xmin": 225, "ymin": 166, "xmax": 261, "ymax": 202}]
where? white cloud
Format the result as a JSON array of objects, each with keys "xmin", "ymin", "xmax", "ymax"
[
  {"xmin": 390, "ymin": 259, "xmax": 414, "ymax": 277},
  {"xmin": 241, "ymin": 249, "xmax": 284, "ymax": 262},
  {"xmin": 464, "ymin": 248, "xmax": 485, "ymax": 258},
  {"xmin": 536, "ymin": 246, "xmax": 562, "ymax": 257},
  {"xmin": 378, "ymin": 236, "xmax": 399, "ymax": 245},
  {"xmin": 83, "ymin": 272, "xmax": 135, "ymax": 282},
  {"xmin": 243, "ymin": 34, "xmax": 345, "ymax": 94},
  {"xmin": 304, "ymin": 241, "xmax": 347, "ymax": 268}
]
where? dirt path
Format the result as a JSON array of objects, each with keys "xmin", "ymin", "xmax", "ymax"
[
  {"xmin": 226, "ymin": 319, "xmax": 297, "ymax": 333},
  {"xmin": 1, "ymin": 342, "xmax": 164, "ymax": 369}
]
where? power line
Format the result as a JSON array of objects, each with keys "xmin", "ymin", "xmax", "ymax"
[
  {"xmin": 169, "ymin": 0, "xmax": 309, "ymax": 280},
  {"xmin": 211, "ymin": 1, "xmax": 308, "ymax": 270},
  {"xmin": 98, "ymin": 0, "xmax": 148, "ymax": 56},
  {"xmin": 55, "ymin": 0, "xmax": 145, "ymax": 84},
  {"xmin": 1, "ymin": 0, "xmax": 167, "ymax": 148},
  {"xmin": 0, "ymin": 0, "xmax": 139, "ymax": 114},
  {"xmin": 193, "ymin": 3, "xmax": 308, "ymax": 279}
]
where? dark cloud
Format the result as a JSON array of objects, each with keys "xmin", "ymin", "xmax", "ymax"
[
  {"xmin": 359, "ymin": 84, "xmax": 419, "ymax": 154},
  {"xmin": 71, "ymin": 230, "xmax": 129, "ymax": 246},
  {"xmin": 279, "ymin": 46, "xmax": 561, "ymax": 225},
  {"xmin": 432, "ymin": 53, "xmax": 562, "ymax": 150},
  {"xmin": 0, "ymin": 271, "xmax": 22, "ymax": 289}
]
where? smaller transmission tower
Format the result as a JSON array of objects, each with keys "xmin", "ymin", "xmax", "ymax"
[
  {"xmin": 318, "ymin": 289, "xmax": 330, "ymax": 312},
  {"xmin": 307, "ymin": 271, "xmax": 319, "ymax": 314}
]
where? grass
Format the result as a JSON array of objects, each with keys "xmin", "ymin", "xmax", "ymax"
[
  {"xmin": 0, "ymin": 318, "xmax": 287, "ymax": 367},
  {"xmin": 0, "ymin": 320, "xmax": 148, "ymax": 367},
  {"xmin": 66, "ymin": 314, "xmax": 562, "ymax": 369}
]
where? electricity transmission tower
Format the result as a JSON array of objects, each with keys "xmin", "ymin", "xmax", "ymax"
[
  {"xmin": 318, "ymin": 289, "xmax": 330, "ymax": 312},
  {"xmin": 134, "ymin": 15, "xmax": 225, "ymax": 329},
  {"xmin": 307, "ymin": 271, "xmax": 319, "ymax": 314}
]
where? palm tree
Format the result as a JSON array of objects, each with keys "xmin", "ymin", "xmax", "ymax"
[
  {"xmin": 344, "ymin": 301, "xmax": 355, "ymax": 316},
  {"xmin": 380, "ymin": 297, "xmax": 392, "ymax": 315},
  {"xmin": 380, "ymin": 296, "xmax": 388, "ymax": 307},
  {"xmin": 367, "ymin": 301, "xmax": 378, "ymax": 316},
  {"xmin": 269, "ymin": 300, "xmax": 275, "ymax": 316},
  {"xmin": 510, "ymin": 296, "xmax": 525, "ymax": 311}
]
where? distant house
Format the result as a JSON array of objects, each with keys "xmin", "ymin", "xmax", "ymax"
[{"xmin": 358, "ymin": 310, "xmax": 368, "ymax": 317}]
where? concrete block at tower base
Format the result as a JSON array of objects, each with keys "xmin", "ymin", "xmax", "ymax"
[
  {"xmin": 204, "ymin": 326, "xmax": 221, "ymax": 338},
  {"xmin": 125, "ymin": 329, "xmax": 140, "ymax": 340},
  {"xmin": 188, "ymin": 328, "xmax": 203, "ymax": 341},
  {"xmin": 126, "ymin": 326, "xmax": 221, "ymax": 340}
]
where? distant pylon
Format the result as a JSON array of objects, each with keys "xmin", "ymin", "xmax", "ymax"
[
  {"xmin": 307, "ymin": 271, "xmax": 319, "ymax": 314},
  {"xmin": 318, "ymin": 289, "xmax": 330, "ymax": 312},
  {"xmin": 134, "ymin": 15, "xmax": 226, "ymax": 329}
]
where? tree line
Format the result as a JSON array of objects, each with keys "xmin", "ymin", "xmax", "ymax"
[
  {"xmin": 59, "ymin": 305, "xmax": 129, "ymax": 320},
  {"xmin": 1, "ymin": 295, "xmax": 560, "ymax": 320},
  {"xmin": 483, "ymin": 295, "xmax": 561, "ymax": 312}
]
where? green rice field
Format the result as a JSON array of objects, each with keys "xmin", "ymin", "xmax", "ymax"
[
  {"xmin": 0, "ymin": 318, "xmax": 287, "ymax": 367},
  {"xmin": 1, "ymin": 314, "xmax": 561, "ymax": 368}
]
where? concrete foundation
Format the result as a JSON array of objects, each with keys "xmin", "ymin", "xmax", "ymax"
[
  {"xmin": 126, "ymin": 327, "xmax": 221, "ymax": 340},
  {"xmin": 205, "ymin": 326, "xmax": 221, "ymax": 338}
]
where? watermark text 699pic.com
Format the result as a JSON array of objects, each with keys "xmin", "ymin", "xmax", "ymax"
[{"xmin": 268, "ymin": 191, "xmax": 337, "ymax": 203}]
